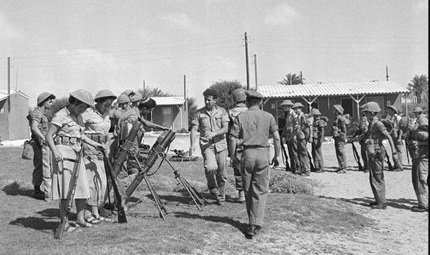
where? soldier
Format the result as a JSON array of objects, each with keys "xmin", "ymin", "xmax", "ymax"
[
  {"xmin": 408, "ymin": 107, "xmax": 428, "ymax": 212},
  {"xmin": 130, "ymin": 92, "xmax": 143, "ymax": 114},
  {"xmin": 46, "ymin": 89, "xmax": 105, "ymax": 229},
  {"xmin": 293, "ymin": 102, "xmax": 311, "ymax": 176},
  {"xmin": 310, "ymin": 108, "xmax": 327, "ymax": 173},
  {"xmin": 30, "ymin": 92, "xmax": 56, "ymax": 200},
  {"xmin": 280, "ymin": 100, "xmax": 299, "ymax": 173},
  {"xmin": 385, "ymin": 105, "xmax": 403, "ymax": 171},
  {"xmin": 332, "ymin": 104, "xmax": 348, "ymax": 173},
  {"xmin": 361, "ymin": 102, "xmax": 398, "ymax": 209},
  {"xmin": 230, "ymin": 90, "xmax": 280, "ymax": 238},
  {"xmin": 190, "ymin": 88, "xmax": 229, "ymax": 205},
  {"xmin": 227, "ymin": 88, "xmax": 248, "ymax": 203},
  {"xmin": 81, "ymin": 89, "xmax": 117, "ymax": 223}
]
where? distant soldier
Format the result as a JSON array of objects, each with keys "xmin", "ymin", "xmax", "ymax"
[
  {"xmin": 30, "ymin": 92, "xmax": 56, "ymax": 200},
  {"xmin": 361, "ymin": 102, "xmax": 398, "ymax": 209},
  {"xmin": 359, "ymin": 113, "xmax": 370, "ymax": 171},
  {"xmin": 384, "ymin": 105, "xmax": 403, "ymax": 171},
  {"xmin": 310, "ymin": 108, "xmax": 327, "ymax": 173},
  {"xmin": 408, "ymin": 107, "xmax": 428, "ymax": 212},
  {"xmin": 190, "ymin": 88, "xmax": 229, "ymax": 205},
  {"xmin": 332, "ymin": 104, "xmax": 347, "ymax": 173},
  {"xmin": 230, "ymin": 90, "xmax": 280, "ymax": 238},
  {"xmin": 293, "ymin": 102, "xmax": 311, "ymax": 176},
  {"xmin": 280, "ymin": 100, "xmax": 299, "ymax": 173},
  {"xmin": 227, "ymin": 88, "xmax": 248, "ymax": 203}
]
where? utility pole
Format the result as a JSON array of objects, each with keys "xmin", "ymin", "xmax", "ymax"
[
  {"xmin": 386, "ymin": 66, "xmax": 389, "ymax": 81},
  {"xmin": 183, "ymin": 75, "xmax": 187, "ymax": 111},
  {"xmin": 7, "ymin": 57, "xmax": 11, "ymax": 112},
  {"xmin": 244, "ymin": 32, "xmax": 250, "ymax": 90},
  {"xmin": 142, "ymin": 80, "xmax": 146, "ymax": 95},
  {"xmin": 300, "ymin": 71, "xmax": 303, "ymax": 84},
  {"xmin": 253, "ymin": 53, "xmax": 258, "ymax": 90}
]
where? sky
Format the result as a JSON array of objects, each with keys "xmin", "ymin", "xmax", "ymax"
[{"xmin": 0, "ymin": 0, "xmax": 428, "ymax": 107}]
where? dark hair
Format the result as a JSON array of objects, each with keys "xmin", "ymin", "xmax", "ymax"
[
  {"xmin": 69, "ymin": 96, "xmax": 86, "ymax": 106},
  {"xmin": 37, "ymin": 95, "xmax": 55, "ymax": 107},
  {"xmin": 138, "ymin": 98, "xmax": 156, "ymax": 109},
  {"xmin": 247, "ymin": 98, "xmax": 261, "ymax": 106},
  {"xmin": 203, "ymin": 88, "xmax": 218, "ymax": 99}
]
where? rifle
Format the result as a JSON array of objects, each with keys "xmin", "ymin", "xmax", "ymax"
[
  {"xmin": 280, "ymin": 142, "xmax": 291, "ymax": 171},
  {"xmin": 54, "ymin": 149, "xmax": 83, "ymax": 239},
  {"xmin": 348, "ymin": 141, "xmax": 364, "ymax": 171},
  {"xmin": 112, "ymin": 121, "xmax": 142, "ymax": 176},
  {"xmin": 102, "ymin": 150, "xmax": 127, "ymax": 223}
]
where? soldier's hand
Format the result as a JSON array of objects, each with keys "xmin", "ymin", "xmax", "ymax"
[
  {"xmin": 53, "ymin": 152, "xmax": 63, "ymax": 163},
  {"xmin": 189, "ymin": 146, "xmax": 195, "ymax": 156},
  {"xmin": 205, "ymin": 132, "xmax": 215, "ymax": 140},
  {"xmin": 271, "ymin": 157, "xmax": 279, "ymax": 167}
]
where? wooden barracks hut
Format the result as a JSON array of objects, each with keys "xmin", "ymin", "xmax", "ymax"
[
  {"xmin": 0, "ymin": 90, "xmax": 30, "ymax": 141},
  {"xmin": 257, "ymin": 81, "xmax": 409, "ymax": 131}
]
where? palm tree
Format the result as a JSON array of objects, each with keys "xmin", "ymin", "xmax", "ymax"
[
  {"xmin": 279, "ymin": 73, "xmax": 304, "ymax": 85},
  {"xmin": 408, "ymin": 74, "xmax": 428, "ymax": 104}
]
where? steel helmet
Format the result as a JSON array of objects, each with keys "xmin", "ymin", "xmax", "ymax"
[
  {"xmin": 413, "ymin": 106, "xmax": 423, "ymax": 113},
  {"xmin": 69, "ymin": 89, "xmax": 94, "ymax": 107},
  {"xmin": 37, "ymin": 92, "xmax": 55, "ymax": 106},
  {"xmin": 94, "ymin": 89, "xmax": 117, "ymax": 101},
  {"xmin": 292, "ymin": 102, "xmax": 304, "ymax": 109},
  {"xmin": 121, "ymin": 89, "xmax": 134, "ymax": 97},
  {"xmin": 117, "ymin": 94, "xmax": 131, "ymax": 104},
  {"xmin": 361, "ymin": 101, "xmax": 381, "ymax": 113},
  {"xmin": 232, "ymin": 88, "xmax": 246, "ymax": 103},
  {"xmin": 387, "ymin": 105, "xmax": 398, "ymax": 114},
  {"xmin": 310, "ymin": 108, "xmax": 321, "ymax": 115},
  {"xmin": 280, "ymin": 100, "xmax": 294, "ymax": 106},
  {"xmin": 130, "ymin": 92, "xmax": 142, "ymax": 103}
]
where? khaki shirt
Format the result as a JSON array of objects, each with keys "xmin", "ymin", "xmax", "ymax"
[
  {"xmin": 231, "ymin": 106, "xmax": 278, "ymax": 148},
  {"xmin": 50, "ymin": 107, "xmax": 83, "ymax": 139},
  {"xmin": 191, "ymin": 105, "xmax": 229, "ymax": 152},
  {"xmin": 282, "ymin": 110, "xmax": 296, "ymax": 140},
  {"xmin": 30, "ymin": 106, "xmax": 50, "ymax": 141},
  {"xmin": 367, "ymin": 116, "xmax": 386, "ymax": 145}
]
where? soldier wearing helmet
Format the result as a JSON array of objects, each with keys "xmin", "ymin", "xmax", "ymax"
[
  {"xmin": 30, "ymin": 92, "xmax": 56, "ymax": 200},
  {"xmin": 227, "ymin": 88, "xmax": 248, "ymax": 203},
  {"xmin": 385, "ymin": 105, "xmax": 404, "ymax": 171},
  {"xmin": 292, "ymin": 102, "xmax": 311, "ymax": 176},
  {"xmin": 361, "ymin": 101, "xmax": 398, "ymax": 210},
  {"xmin": 45, "ymin": 89, "xmax": 106, "ymax": 230},
  {"xmin": 311, "ymin": 108, "xmax": 327, "ymax": 173},
  {"xmin": 280, "ymin": 100, "xmax": 299, "ymax": 173},
  {"xmin": 81, "ymin": 89, "xmax": 116, "ymax": 223},
  {"xmin": 332, "ymin": 104, "xmax": 348, "ymax": 173},
  {"xmin": 407, "ymin": 106, "xmax": 429, "ymax": 212}
]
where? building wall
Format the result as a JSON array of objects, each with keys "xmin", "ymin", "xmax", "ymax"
[
  {"xmin": 0, "ymin": 93, "xmax": 29, "ymax": 140},
  {"xmin": 263, "ymin": 93, "xmax": 402, "ymax": 135},
  {"xmin": 151, "ymin": 105, "xmax": 188, "ymax": 132}
]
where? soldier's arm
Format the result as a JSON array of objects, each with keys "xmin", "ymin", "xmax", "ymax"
[
  {"xmin": 271, "ymin": 131, "xmax": 281, "ymax": 166},
  {"xmin": 382, "ymin": 129, "xmax": 397, "ymax": 157},
  {"xmin": 189, "ymin": 125, "xmax": 198, "ymax": 156},
  {"xmin": 31, "ymin": 119, "xmax": 46, "ymax": 143},
  {"xmin": 138, "ymin": 116, "xmax": 169, "ymax": 131},
  {"xmin": 45, "ymin": 124, "xmax": 62, "ymax": 161}
]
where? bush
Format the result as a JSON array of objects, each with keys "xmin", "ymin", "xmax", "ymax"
[{"xmin": 269, "ymin": 171, "xmax": 319, "ymax": 195}]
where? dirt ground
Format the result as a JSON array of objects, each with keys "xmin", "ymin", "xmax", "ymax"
[{"xmin": 146, "ymin": 133, "xmax": 429, "ymax": 255}]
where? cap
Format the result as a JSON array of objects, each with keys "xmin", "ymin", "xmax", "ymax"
[
  {"xmin": 413, "ymin": 106, "xmax": 423, "ymax": 113},
  {"xmin": 130, "ymin": 92, "xmax": 142, "ymax": 103},
  {"xmin": 232, "ymin": 88, "xmax": 246, "ymax": 102},
  {"xmin": 245, "ymin": 90, "xmax": 263, "ymax": 99},
  {"xmin": 121, "ymin": 89, "xmax": 134, "ymax": 97},
  {"xmin": 94, "ymin": 89, "xmax": 117, "ymax": 101},
  {"xmin": 310, "ymin": 108, "xmax": 321, "ymax": 115},
  {"xmin": 37, "ymin": 92, "xmax": 55, "ymax": 106},
  {"xmin": 117, "ymin": 94, "xmax": 131, "ymax": 104},
  {"xmin": 70, "ymin": 89, "xmax": 94, "ymax": 107},
  {"xmin": 292, "ymin": 102, "xmax": 304, "ymax": 109},
  {"xmin": 280, "ymin": 100, "xmax": 294, "ymax": 106},
  {"xmin": 387, "ymin": 105, "xmax": 398, "ymax": 114},
  {"xmin": 333, "ymin": 104, "xmax": 344, "ymax": 114}
]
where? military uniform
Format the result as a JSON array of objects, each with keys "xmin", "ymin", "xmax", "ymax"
[
  {"xmin": 311, "ymin": 110, "xmax": 326, "ymax": 172},
  {"xmin": 191, "ymin": 105, "xmax": 229, "ymax": 201},
  {"xmin": 280, "ymin": 100, "xmax": 299, "ymax": 173},
  {"xmin": 359, "ymin": 116, "xmax": 369, "ymax": 171},
  {"xmin": 231, "ymin": 91, "xmax": 279, "ymax": 234},
  {"xmin": 385, "ymin": 105, "xmax": 403, "ymax": 171},
  {"xmin": 332, "ymin": 105, "xmax": 347, "ymax": 173},
  {"xmin": 293, "ymin": 103, "xmax": 311, "ymax": 175}
]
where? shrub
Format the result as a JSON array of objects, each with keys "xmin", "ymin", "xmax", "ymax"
[{"xmin": 269, "ymin": 171, "xmax": 319, "ymax": 195}]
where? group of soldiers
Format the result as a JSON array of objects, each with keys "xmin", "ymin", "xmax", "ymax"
[
  {"xmin": 27, "ymin": 86, "xmax": 428, "ymax": 239},
  {"xmin": 29, "ymin": 88, "xmax": 168, "ymax": 234}
]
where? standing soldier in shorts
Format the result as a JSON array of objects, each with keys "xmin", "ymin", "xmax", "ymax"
[
  {"xmin": 30, "ymin": 92, "xmax": 56, "ymax": 200},
  {"xmin": 227, "ymin": 88, "xmax": 248, "ymax": 203},
  {"xmin": 361, "ymin": 102, "xmax": 398, "ymax": 209},
  {"xmin": 332, "ymin": 104, "xmax": 348, "ymax": 173},
  {"xmin": 230, "ymin": 90, "xmax": 280, "ymax": 238}
]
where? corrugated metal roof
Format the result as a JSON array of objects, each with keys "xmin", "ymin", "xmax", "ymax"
[
  {"xmin": 0, "ymin": 90, "xmax": 29, "ymax": 101},
  {"xmin": 152, "ymin": 96, "xmax": 185, "ymax": 106},
  {"xmin": 257, "ymin": 81, "xmax": 409, "ymax": 98}
]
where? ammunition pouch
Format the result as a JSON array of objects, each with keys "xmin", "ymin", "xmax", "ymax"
[
  {"xmin": 86, "ymin": 133, "xmax": 109, "ymax": 144},
  {"xmin": 54, "ymin": 136, "xmax": 81, "ymax": 146}
]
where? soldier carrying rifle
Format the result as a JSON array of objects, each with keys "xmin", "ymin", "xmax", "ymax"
[{"xmin": 310, "ymin": 108, "xmax": 327, "ymax": 173}]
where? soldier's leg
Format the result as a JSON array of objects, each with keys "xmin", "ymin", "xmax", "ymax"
[
  {"xmin": 312, "ymin": 139, "xmax": 321, "ymax": 170},
  {"xmin": 290, "ymin": 137, "xmax": 300, "ymax": 173},
  {"xmin": 297, "ymin": 138, "xmax": 310, "ymax": 174},
  {"xmin": 215, "ymin": 149, "xmax": 227, "ymax": 200},
  {"xmin": 369, "ymin": 149, "xmax": 386, "ymax": 205},
  {"xmin": 393, "ymin": 141, "xmax": 404, "ymax": 170},
  {"xmin": 31, "ymin": 142, "xmax": 43, "ymax": 198},
  {"xmin": 202, "ymin": 146, "xmax": 220, "ymax": 198},
  {"xmin": 242, "ymin": 149, "xmax": 255, "ymax": 219},
  {"xmin": 249, "ymin": 148, "xmax": 270, "ymax": 227},
  {"xmin": 415, "ymin": 147, "xmax": 429, "ymax": 209},
  {"xmin": 286, "ymin": 140, "xmax": 296, "ymax": 173},
  {"xmin": 40, "ymin": 145, "xmax": 52, "ymax": 199},
  {"xmin": 360, "ymin": 141, "xmax": 368, "ymax": 170}
]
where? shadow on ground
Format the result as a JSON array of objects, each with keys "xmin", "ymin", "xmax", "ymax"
[
  {"xmin": 319, "ymin": 195, "xmax": 418, "ymax": 211},
  {"xmin": 2, "ymin": 182, "xmax": 35, "ymax": 198},
  {"xmin": 173, "ymin": 211, "xmax": 246, "ymax": 233}
]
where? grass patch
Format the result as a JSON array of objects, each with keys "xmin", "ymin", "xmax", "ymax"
[{"xmin": 269, "ymin": 170, "xmax": 320, "ymax": 195}]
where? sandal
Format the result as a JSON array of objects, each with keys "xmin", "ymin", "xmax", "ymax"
[
  {"xmin": 76, "ymin": 221, "xmax": 94, "ymax": 228},
  {"xmin": 96, "ymin": 216, "xmax": 112, "ymax": 222},
  {"xmin": 85, "ymin": 216, "xmax": 101, "ymax": 224},
  {"xmin": 64, "ymin": 224, "xmax": 77, "ymax": 233}
]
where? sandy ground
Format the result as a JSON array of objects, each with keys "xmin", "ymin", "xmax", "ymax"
[{"xmin": 4, "ymin": 134, "xmax": 428, "ymax": 254}]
